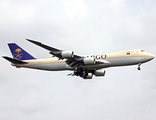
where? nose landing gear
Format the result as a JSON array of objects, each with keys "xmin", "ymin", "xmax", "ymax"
[{"xmin": 137, "ymin": 63, "xmax": 141, "ymax": 70}]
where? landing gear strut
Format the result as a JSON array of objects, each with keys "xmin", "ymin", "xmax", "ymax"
[{"xmin": 137, "ymin": 63, "xmax": 141, "ymax": 70}]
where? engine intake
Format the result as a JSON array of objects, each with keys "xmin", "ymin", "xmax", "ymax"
[
  {"xmin": 83, "ymin": 58, "xmax": 95, "ymax": 65},
  {"xmin": 94, "ymin": 70, "xmax": 105, "ymax": 76},
  {"xmin": 61, "ymin": 51, "xmax": 74, "ymax": 58}
]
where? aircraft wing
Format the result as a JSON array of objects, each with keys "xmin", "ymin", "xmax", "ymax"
[
  {"xmin": 27, "ymin": 39, "xmax": 63, "ymax": 58},
  {"xmin": 26, "ymin": 39, "xmax": 109, "ymax": 68},
  {"xmin": 27, "ymin": 39, "xmax": 82, "ymax": 60},
  {"xmin": 26, "ymin": 39, "xmax": 84, "ymax": 68}
]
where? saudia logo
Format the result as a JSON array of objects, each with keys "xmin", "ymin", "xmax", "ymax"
[{"xmin": 13, "ymin": 48, "xmax": 23, "ymax": 60}]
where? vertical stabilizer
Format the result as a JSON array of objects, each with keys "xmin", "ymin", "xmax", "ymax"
[{"xmin": 8, "ymin": 43, "xmax": 35, "ymax": 60}]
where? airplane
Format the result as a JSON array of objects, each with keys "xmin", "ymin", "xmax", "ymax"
[{"xmin": 2, "ymin": 39, "xmax": 155, "ymax": 79}]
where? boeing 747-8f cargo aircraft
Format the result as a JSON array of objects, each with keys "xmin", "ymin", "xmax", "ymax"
[{"xmin": 3, "ymin": 39, "xmax": 155, "ymax": 79}]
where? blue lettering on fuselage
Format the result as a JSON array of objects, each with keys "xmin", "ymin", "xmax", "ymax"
[
  {"xmin": 87, "ymin": 55, "xmax": 107, "ymax": 59},
  {"xmin": 101, "ymin": 55, "xmax": 107, "ymax": 59}
]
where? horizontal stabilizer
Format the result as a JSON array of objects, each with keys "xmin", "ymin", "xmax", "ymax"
[{"xmin": 2, "ymin": 56, "xmax": 28, "ymax": 64}]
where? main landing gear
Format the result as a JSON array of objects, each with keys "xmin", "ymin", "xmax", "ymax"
[
  {"xmin": 74, "ymin": 67, "xmax": 89, "ymax": 78},
  {"xmin": 137, "ymin": 63, "xmax": 141, "ymax": 70}
]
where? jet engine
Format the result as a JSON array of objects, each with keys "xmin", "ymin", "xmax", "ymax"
[
  {"xmin": 83, "ymin": 58, "xmax": 95, "ymax": 65},
  {"xmin": 61, "ymin": 51, "xmax": 74, "ymax": 58},
  {"xmin": 94, "ymin": 70, "xmax": 105, "ymax": 76},
  {"xmin": 82, "ymin": 73, "xmax": 93, "ymax": 79}
]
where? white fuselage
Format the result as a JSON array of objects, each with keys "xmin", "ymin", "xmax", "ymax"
[{"xmin": 12, "ymin": 50, "xmax": 154, "ymax": 71}]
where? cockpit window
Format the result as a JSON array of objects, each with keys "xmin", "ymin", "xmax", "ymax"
[
  {"xmin": 127, "ymin": 52, "xmax": 130, "ymax": 55},
  {"xmin": 141, "ymin": 50, "xmax": 145, "ymax": 52}
]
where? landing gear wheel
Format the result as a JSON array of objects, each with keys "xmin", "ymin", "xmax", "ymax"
[{"xmin": 137, "ymin": 67, "xmax": 141, "ymax": 70}]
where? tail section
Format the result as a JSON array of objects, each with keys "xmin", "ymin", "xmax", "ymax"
[{"xmin": 8, "ymin": 43, "xmax": 35, "ymax": 60}]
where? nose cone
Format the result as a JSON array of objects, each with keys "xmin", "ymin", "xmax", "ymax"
[
  {"xmin": 147, "ymin": 53, "xmax": 155, "ymax": 61},
  {"xmin": 139, "ymin": 52, "xmax": 154, "ymax": 63},
  {"xmin": 149, "ymin": 54, "xmax": 155, "ymax": 59}
]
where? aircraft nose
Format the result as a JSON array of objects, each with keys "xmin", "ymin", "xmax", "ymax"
[
  {"xmin": 150, "ymin": 54, "xmax": 154, "ymax": 58},
  {"xmin": 152, "ymin": 55, "xmax": 155, "ymax": 60},
  {"xmin": 148, "ymin": 53, "xmax": 155, "ymax": 60}
]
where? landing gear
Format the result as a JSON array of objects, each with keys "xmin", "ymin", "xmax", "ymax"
[
  {"xmin": 68, "ymin": 68, "xmax": 93, "ymax": 79},
  {"xmin": 83, "ymin": 70, "xmax": 88, "ymax": 79},
  {"xmin": 74, "ymin": 67, "xmax": 84, "ymax": 76},
  {"xmin": 74, "ymin": 67, "xmax": 89, "ymax": 78},
  {"xmin": 137, "ymin": 67, "xmax": 141, "ymax": 70},
  {"xmin": 137, "ymin": 63, "xmax": 141, "ymax": 70}
]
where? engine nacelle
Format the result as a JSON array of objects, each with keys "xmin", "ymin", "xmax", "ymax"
[
  {"xmin": 61, "ymin": 51, "xmax": 74, "ymax": 58},
  {"xmin": 83, "ymin": 58, "xmax": 95, "ymax": 65},
  {"xmin": 94, "ymin": 70, "xmax": 105, "ymax": 76},
  {"xmin": 82, "ymin": 73, "xmax": 93, "ymax": 79}
]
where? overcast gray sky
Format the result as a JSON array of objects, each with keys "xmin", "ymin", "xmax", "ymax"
[{"xmin": 0, "ymin": 0, "xmax": 156, "ymax": 120}]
